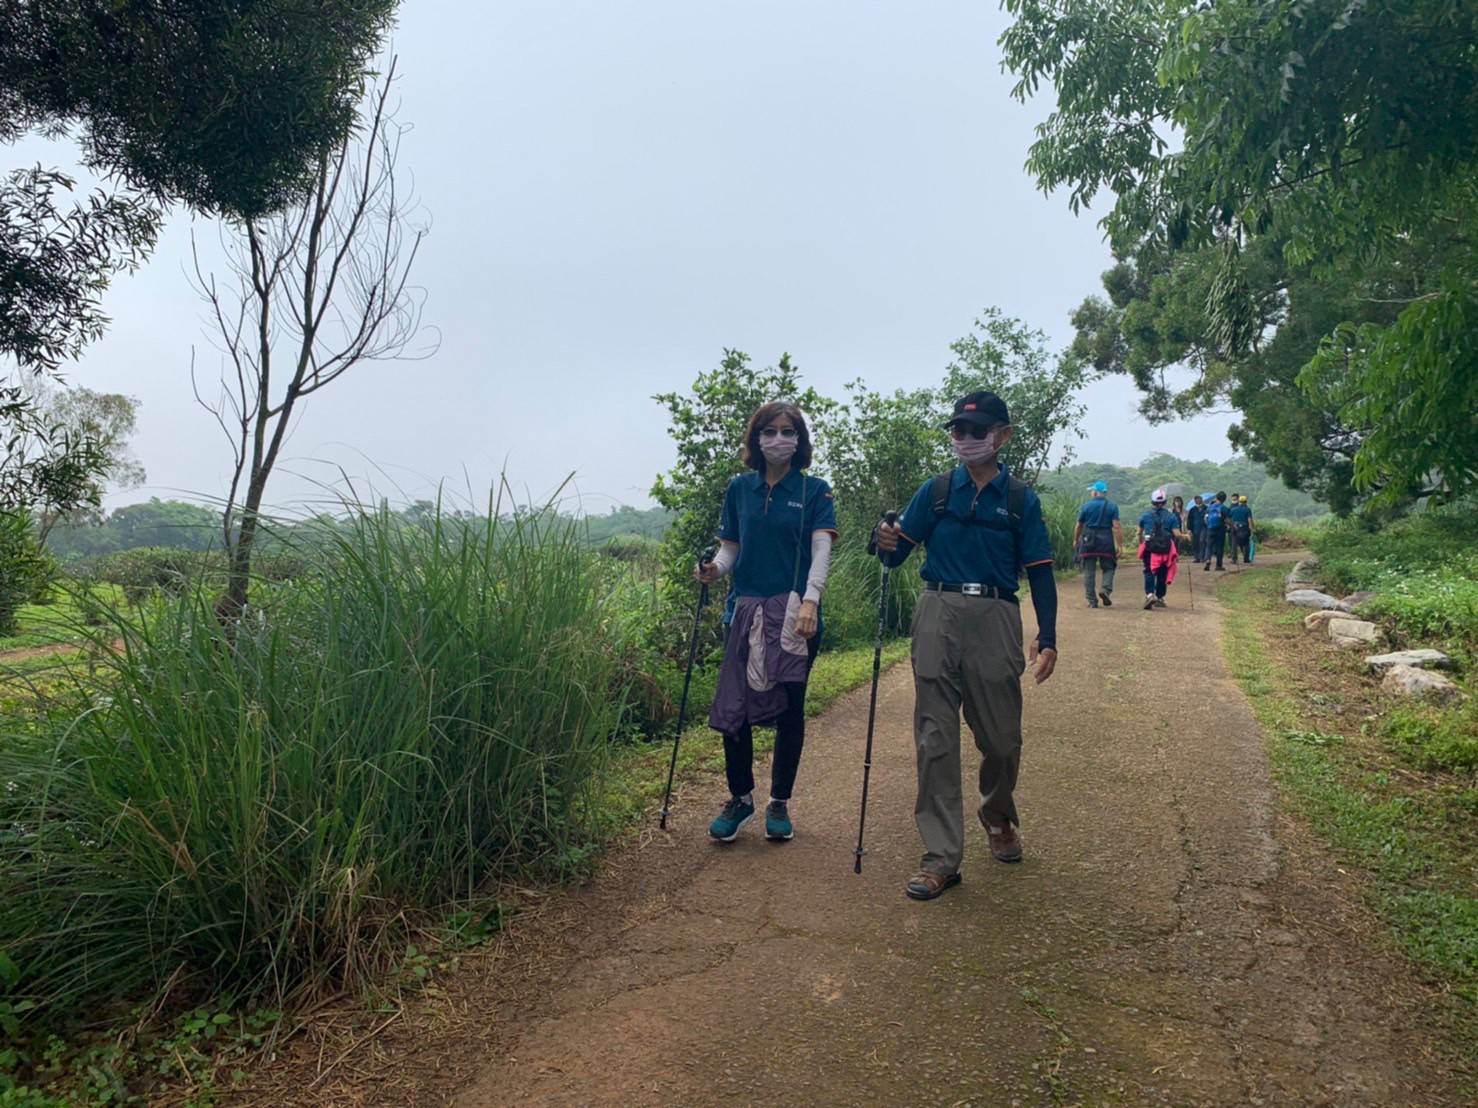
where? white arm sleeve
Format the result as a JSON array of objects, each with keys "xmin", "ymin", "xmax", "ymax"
[
  {"xmin": 710, "ymin": 542, "xmax": 737, "ymax": 578},
  {"xmin": 803, "ymin": 531, "xmax": 833, "ymax": 604}
]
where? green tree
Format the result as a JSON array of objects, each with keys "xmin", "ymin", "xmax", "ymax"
[
  {"xmin": 826, "ymin": 381, "xmax": 951, "ymax": 542},
  {"xmin": 827, "ymin": 309, "xmax": 1088, "ymax": 541},
  {"xmin": 23, "ymin": 381, "xmax": 146, "ymax": 539},
  {"xmin": 943, "ymin": 308, "xmax": 1088, "ymax": 482},
  {"xmin": 1002, "ymin": 0, "xmax": 1478, "ymax": 508},
  {"xmin": 0, "ymin": 509, "xmax": 55, "ymax": 635},
  {"xmin": 1, "ymin": 1, "xmax": 399, "ymax": 511}
]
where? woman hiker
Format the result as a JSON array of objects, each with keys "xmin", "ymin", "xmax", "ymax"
[
  {"xmin": 1136, "ymin": 487, "xmax": 1185, "ymax": 609},
  {"xmin": 696, "ymin": 402, "xmax": 838, "ymax": 843}
]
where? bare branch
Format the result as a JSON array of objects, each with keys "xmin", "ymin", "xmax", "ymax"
[{"xmin": 190, "ymin": 58, "xmax": 437, "ymax": 615}]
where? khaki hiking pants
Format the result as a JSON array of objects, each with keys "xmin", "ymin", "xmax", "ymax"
[{"xmin": 910, "ymin": 589, "xmax": 1025, "ymax": 875}]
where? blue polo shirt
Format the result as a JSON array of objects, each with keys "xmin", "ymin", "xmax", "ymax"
[
  {"xmin": 1077, "ymin": 498, "xmax": 1119, "ymax": 529},
  {"xmin": 1228, "ymin": 504, "xmax": 1253, "ymax": 528},
  {"xmin": 885, "ymin": 463, "xmax": 1053, "ymax": 592},
  {"xmin": 717, "ymin": 466, "xmax": 838, "ymax": 598},
  {"xmin": 1139, "ymin": 507, "xmax": 1179, "ymax": 534}
]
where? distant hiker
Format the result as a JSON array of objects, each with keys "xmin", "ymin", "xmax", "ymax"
[
  {"xmin": 1202, "ymin": 491, "xmax": 1228, "ymax": 572},
  {"xmin": 1228, "ymin": 495, "xmax": 1254, "ymax": 566},
  {"xmin": 1072, "ymin": 479, "xmax": 1123, "ymax": 609},
  {"xmin": 697, "ymin": 401, "xmax": 837, "ymax": 843},
  {"xmin": 871, "ymin": 390, "xmax": 1058, "ymax": 901},
  {"xmin": 1187, "ymin": 495, "xmax": 1206, "ymax": 561},
  {"xmin": 1136, "ymin": 487, "xmax": 1185, "ymax": 609}
]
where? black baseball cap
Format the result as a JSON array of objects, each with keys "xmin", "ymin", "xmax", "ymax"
[{"xmin": 944, "ymin": 390, "xmax": 1010, "ymax": 429}]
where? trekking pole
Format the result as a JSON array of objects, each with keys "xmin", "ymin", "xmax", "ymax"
[
  {"xmin": 659, "ymin": 545, "xmax": 717, "ymax": 830},
  {"xmin": 854, "ymin": 511, "xmax": 898, "ymax": 874}
]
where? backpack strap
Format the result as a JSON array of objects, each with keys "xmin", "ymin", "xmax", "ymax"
[
  {"xmin": 931, "ymin": 471, "xmax": 1030, "ymax": 569},
  {"xmin": 930, "ymin": 472, "xmax": 952, "ymax": 520}
]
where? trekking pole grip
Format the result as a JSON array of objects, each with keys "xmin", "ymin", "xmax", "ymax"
[{"xmin": 866, "ymin": 510, "xmax": 899, "ymax": 557}]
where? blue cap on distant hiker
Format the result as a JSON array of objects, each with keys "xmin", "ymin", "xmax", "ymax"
[{"xmin": 1088, "ymin": 480, "xmax": 1108, "ymax": 493}]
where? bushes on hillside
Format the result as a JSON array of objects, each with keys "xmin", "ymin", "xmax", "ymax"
[{"xmin": 1313, "ymin": 501, "xmax": 1478, "ymax": 655}]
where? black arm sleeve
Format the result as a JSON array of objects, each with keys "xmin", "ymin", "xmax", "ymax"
[{"xmin": 1024, "ymin": 561, "xmax": 1058, "ymax": 653}]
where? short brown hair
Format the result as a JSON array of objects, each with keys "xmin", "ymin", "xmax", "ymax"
[{"xmin": 740, "ymin": 401, "xmax": 813, "ymax": 471}]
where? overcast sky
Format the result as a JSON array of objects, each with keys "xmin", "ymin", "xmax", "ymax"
[{"xmin": 18, "ymin": 1, "xmax": 1234, "ymax": 516}]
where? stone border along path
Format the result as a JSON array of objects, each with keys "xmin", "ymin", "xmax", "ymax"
[{"xmin": 435, "ymin": 553, "xmax": 1459, "ymax": 1108}]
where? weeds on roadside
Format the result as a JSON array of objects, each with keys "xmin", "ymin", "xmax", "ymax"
[
  {"xmin": 1219, "ymin": 568, "xmax": 1477, "ymax": 1088},
  {"xmin": 0, "ymin": 494, "xmax": 628, "ymax": 1036}
]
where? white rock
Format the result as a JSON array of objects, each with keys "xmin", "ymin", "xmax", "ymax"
[
  {"xmin": 1380, "ymin": 664, "xmax": 1465, "ymax": 702},
  {"xmin": 1365, "ymin": 649, "xmax": 1451, "ymax": 673},
  {"xmin": 1328, "ymin": 618, "xmax": 1380, "ymax": 646},
  {"xmin": 1286, "ymin": 589, "xmax": 1342, "ymax": 609}
]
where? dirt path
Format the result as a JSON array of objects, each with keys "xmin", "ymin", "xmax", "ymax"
[
  {"xmin": 242, "ymin": 555, "xmax": 1457, "ymax": 1106},
  {"xmin": 426, "ymin": 556, "xmax": 1458, "ymax": 1107}
]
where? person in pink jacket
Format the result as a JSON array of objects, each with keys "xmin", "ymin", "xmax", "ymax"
[{"xmin": 1135, "ymin": 488, "xmax": 1185, "ymax": 609}]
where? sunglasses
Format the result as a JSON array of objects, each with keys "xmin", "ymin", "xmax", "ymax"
[
  {"xmin": 760, "ymin": 426, "xmax": 799, "ymax": 439},
  {"xmin": 948, "ymin": 422, "xmax": 1002, "ymax": 441}
]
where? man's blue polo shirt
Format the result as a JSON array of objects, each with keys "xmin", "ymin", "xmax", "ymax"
[
  {"xmin": 1077, "ymin": 497, "xmax": 1118, "ymax": 530},
  {"xmin": 1227, "ymin": 504, "xmax": 1253, "ymax": 528},
  {"xmin": 717, "ymin": 466, "xmax": 838, "ymax": 598},
  {"xmin": 885, "ymin": 463, "xmax": 1053, "ymax": 592}
]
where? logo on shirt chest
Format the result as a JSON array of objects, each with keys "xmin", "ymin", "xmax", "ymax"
[{"xmin": 786, "ymin": 500, "xmax": 804, "ymax": 509}]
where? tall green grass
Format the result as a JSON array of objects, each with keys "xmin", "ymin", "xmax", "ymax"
[
  {"xmin": 1038, "ymin": 492, "xmax": 1081, "ymax": 572},
  {"xmin": 0, "ymin": 498, "xmax": 628, "ymax": 1027}
]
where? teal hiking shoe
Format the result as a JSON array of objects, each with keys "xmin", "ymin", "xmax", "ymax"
[
  {"xmin": 708, "ymin": 795, "xmax": 755, "ymax": 842},
  {"xmin": 764, "ymin": 800, "xmax": 794, "ymax": 841}
]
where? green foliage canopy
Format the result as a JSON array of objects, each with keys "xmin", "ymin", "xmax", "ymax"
[{"xmin": 1002, "ymin": 0, "xmax": 1478, "ymax": 508}]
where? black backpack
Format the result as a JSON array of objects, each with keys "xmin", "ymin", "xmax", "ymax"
[
  {"xmin": 1145, "ymin": 508, "xmax": 1172, "ymax": 555},
  {"xmin": 929, "ymin": 472, "xmax": 1029, "ymax": 567},
  {"xmin": 1079, "ymin": 499, "xmax": 1116, "ymax": 556}
]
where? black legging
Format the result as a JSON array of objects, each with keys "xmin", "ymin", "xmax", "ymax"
[{"xmin": 722, "ymin": 630, "xmax": 822, "ymax": 801}]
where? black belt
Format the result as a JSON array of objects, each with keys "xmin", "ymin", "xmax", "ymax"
[{"xmin": 925, "ymin": 581, "xmax": 1017, "ymax": 603}]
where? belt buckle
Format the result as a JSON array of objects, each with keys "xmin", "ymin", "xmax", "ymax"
[{"xmin": 961, "ymin": 583, "xmax": 983, "ymax": 597}]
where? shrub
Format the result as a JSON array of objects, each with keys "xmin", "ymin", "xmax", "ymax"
[
  {"xmin": 0, "ymin": 499, "xmax": 631, "ymax": 1028},
  {"xmin": 87, "ymin": 547, "xmax": 222, "ymax": 602},
  {"xmin": 0, "ymin": 514, "xmax": 59, "ymax": 637},
  {"xmin": 817, "ymin": 541, "xmax": 921, "ymax": 652},
  {"xmin": 1377, "ymin": 700, "xmax": 1478, "ymax": 774},
  {"xmin": 1313, "ymin": 500, "xmax": 1478, "ymax": 654}
]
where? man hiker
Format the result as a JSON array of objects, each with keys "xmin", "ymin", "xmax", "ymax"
[
  {"xmin": 1072, "ymin": 480, "xmax": 1123, "ymax": 609},
  {"xmin": 1202, "ymin": 491, "xmax": 1228, "ymax": 571},
  {"xmin": 1136, "ymin": 488, "xmax": 1185, "ymax": 609},
  {"xmin": 1186, "ymin": 494, "xmax": 1205, "ymax": 561},
  {"xmin": 871, "ymin": 390, "xmax": 1058, "ymax": 902},
  {"xmin": 1228, "ymin": 495, "xmax": 1254, "ymax": 567}
]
